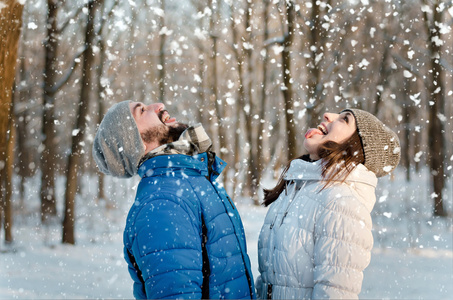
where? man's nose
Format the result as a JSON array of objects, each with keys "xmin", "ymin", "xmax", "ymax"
[{"xmin": 145, "ymin": 103, "xmax": 164, "ymax": 113}]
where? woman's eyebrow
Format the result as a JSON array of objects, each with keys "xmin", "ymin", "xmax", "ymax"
[
  {"xmin": 343, "ymin": 112, "xmax": 353, "ymax": 123},
  {"xmin": 345, "ymin": 112, "xmax": 354, "ymax": 123}
]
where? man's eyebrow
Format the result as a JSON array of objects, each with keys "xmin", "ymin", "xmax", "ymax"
[{"xmin": 132, "ymin": 103, "xmax": 141, "ymax": 119}]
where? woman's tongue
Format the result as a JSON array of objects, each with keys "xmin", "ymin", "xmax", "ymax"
[{"xmin": 304, "ymin": 128, "xmax": 323, "ymax": 139}]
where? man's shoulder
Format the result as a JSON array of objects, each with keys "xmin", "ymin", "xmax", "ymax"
[{"xmin": 131, "ymin": 175, "xmax": 207, "ymax": 213}]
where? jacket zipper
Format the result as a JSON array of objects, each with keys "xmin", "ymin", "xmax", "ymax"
[
  {"xmin": 226, "ymin": 194, "xmax": 235, "ymax": 210},
  {"xmin": 270, "ymin": 180, "xmax": 307, "ymax": 229},
  {"xmin": 270, "ymin": 181, "xmax": 294, "ymax": 229}
]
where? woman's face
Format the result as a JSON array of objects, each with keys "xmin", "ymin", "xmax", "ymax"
[{"xmin": 303, "ymin": 111, "xmax": 357, "ymax": 160}]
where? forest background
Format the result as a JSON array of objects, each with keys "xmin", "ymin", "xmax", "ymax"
[{"xmin": 0, "ymin": 0, "xmax": 452, "ymax": 257}]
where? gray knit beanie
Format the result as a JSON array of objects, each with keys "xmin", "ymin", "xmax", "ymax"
[
  {"xmin": 342, "ymin": 108, "xmax": 401, "ymax": 177},
  {"xmin": 92, "ymin": 100, "xmax": 145, "ymax": 178}
]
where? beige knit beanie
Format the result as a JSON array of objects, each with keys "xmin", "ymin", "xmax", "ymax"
[{"xmin": 342, "ymin": 108, "xmax": 401, "ymax": 177}]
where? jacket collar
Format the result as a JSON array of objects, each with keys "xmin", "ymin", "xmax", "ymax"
[
  {"xmin": 284, "ymin": 158, "xmax": 377, "ymax": 187},
  {"xmin": 137, "ymin": 152, "xmax": 226, "ymax": 181}
]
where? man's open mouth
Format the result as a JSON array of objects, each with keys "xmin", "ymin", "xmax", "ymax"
[{"xmin": 158, "ymin": 110, "xmax": 171, "ymax": 124}]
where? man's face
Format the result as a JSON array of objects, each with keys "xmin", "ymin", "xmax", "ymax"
[{"xmin": 129, "ymin": 102, "xmax": 188, "ymax": 151}]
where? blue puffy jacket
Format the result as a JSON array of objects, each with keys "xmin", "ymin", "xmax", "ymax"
[{"xmin": 123, "ymin": 152, "xmax": 256, "ymax": 299}]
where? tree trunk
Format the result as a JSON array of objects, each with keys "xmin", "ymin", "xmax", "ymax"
[
  {"xmin": 229, "ymin": 3, "xmax": 248, "ymax": 198},
  {"xmin": 193, "ymin": 3, "xmax": 207, "ymax": 125},
  {"xmin": 3, "ymin": 106, "xmax": 16, "ymax": 243},
  {"xmin": 0, "ymin": 0, "xmax": 23, "ymax": 151},
  {"xmin": 94, "ymin": 0, "xmax": 118, "ymax": 206},
  {"xmin": 423, "ymin": 0, "xmax": 447, "ymax": 217},
  {"xmin": 209, "ymin": 34, "xmax": 221, "ymax": 146},
  {"xmin": 255, "ymin": 0, "xmax": 270, "ymax": 196},
  {"xmin": 96, "ymin": 39, "xmax": 106, "ymax": 204},
  {"xmin": 414, "ymin": 123, "xmax": 421, "ymax": 173},
  {"xmin": 16, "ymin": 37, "xmax": 34, "ymax": 209},
  {"xmin": 208, "ymin": 0, "xmax": 228, "ymax": 188},
  {"xmin": 196, "ymin": 52, "xmax": 205, "ymax": 124},
  {"xmin": 63, "ymin": 0, "xmax": 101, "ymax": 244},
  {"xmin": 0, "ymin": 0, "xmax": 24, "ymax": 243},
  {"xmin": 402, "ymin": 77, "xmax": 412, "ymax": 181},
  {"xmin": 158, "ymin": 0, "xmax": 166, "ymax": 104},
  {"xmin": 373, "ymin": 41, "xmax": 392, "ymax": 115},
  {"xmin": 40, "ymin": 0, "xmax": 60, "ymax": 223},
  {"xmin": 304, "ymin": 0, "xmax": 324, "ymax": 127},
  {"xmin": 243, "ymin": 0, "xmax": 260, "ymax": 203},
  {"xmin": 281, "ymin": 0, "xmax": 297, "ymax": 161}
]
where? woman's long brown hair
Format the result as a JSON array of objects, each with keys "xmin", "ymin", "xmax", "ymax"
[{"xmin": 262, "ymin": 130, "xmax": 364, "ymax": 207}]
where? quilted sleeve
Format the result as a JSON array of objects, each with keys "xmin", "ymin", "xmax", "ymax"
[
  {"xmin": 124, "ymin": 246, "xmax": 147, "ymax": 299},
  {"xmin": 130, "ymin": 197, "xmax": 204, "ymax": 299},
  {"xmin": 312, "ymin": 194, "xmax": 373, "ymax": 299}
]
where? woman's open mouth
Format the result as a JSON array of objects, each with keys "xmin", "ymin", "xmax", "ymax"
[{"xmin": 317, "ymin": 123, "xmax": 328, "ymax": 135}]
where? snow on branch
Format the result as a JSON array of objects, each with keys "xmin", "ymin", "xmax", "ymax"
[{"xmin": 264, "ymin": 35, "xmax": 286, "ymax": 47}]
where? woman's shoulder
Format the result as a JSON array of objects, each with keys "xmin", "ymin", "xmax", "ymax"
[
  {"xmin": 315, "ymin": 183, "xmax": 373, "ymax": 220},
  {"xmin": 347, "ymin": 163, "xmax": 378, "ymax": 186}
]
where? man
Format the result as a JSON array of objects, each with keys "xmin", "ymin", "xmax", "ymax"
[{"xmin": 92, "ymin": 100, "xmax": 255, "ymax": 299}]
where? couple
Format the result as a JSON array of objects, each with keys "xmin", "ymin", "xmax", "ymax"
[{"xmin": 93, "ymin": 101, "xmax": 400, "ymax": 299}]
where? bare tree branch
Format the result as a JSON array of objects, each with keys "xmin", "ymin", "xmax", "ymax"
[
  {"xmin": 96, "ymin": 0, "xmax": 119, "ymax": 36},
  {"xmin": 392, "ymin": 53, "xmax": 429, "ymax": 87},
  {"xmin": 439, "ymin": 57, "xmax": 453, "ymax": 73},
  {"xmin": 57, "ymin": 5, "xmax": 85, "ymax": 34},
  {"xmin": 46, "ymin": 47, "xmax": 86, "ymax": 94},
  {"xmin": 263, "ymin": 35, "xmax": 285, "ymax": 47}
]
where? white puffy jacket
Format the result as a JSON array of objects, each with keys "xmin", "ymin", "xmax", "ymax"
[{"xmin": 256, "ymin": 158, "xmax": 377, "ymax": 299}]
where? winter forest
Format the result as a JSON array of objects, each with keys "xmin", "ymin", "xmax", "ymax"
[{"xmin": 1, "ymin": 0, "xmax": 452, "ymax": 298}]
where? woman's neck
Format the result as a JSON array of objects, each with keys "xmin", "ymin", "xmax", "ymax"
[{"xmin": 302, "ymin": 154, "xmax": 318, "ymax": 163}]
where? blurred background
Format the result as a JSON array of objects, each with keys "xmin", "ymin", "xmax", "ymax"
[{"xmin": 0, "ymin": 0, "xmax": 452, "ymax": 298}]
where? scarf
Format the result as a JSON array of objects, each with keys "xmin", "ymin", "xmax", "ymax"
[{"xmin": 138, "ymin": 123, "xmax": 212, "ymax": 166}]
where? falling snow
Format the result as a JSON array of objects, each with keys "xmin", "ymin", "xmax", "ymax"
[
  {"xmin": 1, "ymin": 166, "xmax": 452, "ymax": 299},
  {"xmin": 1, "ymin": 0, "xmax": 452, "ymax": 298}
]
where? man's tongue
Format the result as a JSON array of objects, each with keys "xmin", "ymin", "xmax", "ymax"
[
  {"xmin": 164, "ymin": 117, "xmax": 176, "ymax": 124},
  {"xmin": 159, "ymin": 110, "xmax": 177, "ymax": 124},
  {"xmin": 305, "ymin": 128, "xmax": 323, "ymax": 139}
]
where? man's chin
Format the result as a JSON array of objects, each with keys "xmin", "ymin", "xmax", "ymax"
[
  {"xmin": 141, "ymin": 122, "xmax": 188, "ymax": 146},
  {"xmin": 167, "ymin": 121, "xmax": 186, "ymax": 128},
  {"xmin": 169, "ymin": 123, "xmax": 188, "ymax": 137},
  {"xmin": 159, "ymin": 122, "xmax": 188, "ymax": 145}
]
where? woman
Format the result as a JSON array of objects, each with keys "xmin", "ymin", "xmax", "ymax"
[{"xmin": 256, "ymin": 108, "xmax": 400, "ymax": 299}]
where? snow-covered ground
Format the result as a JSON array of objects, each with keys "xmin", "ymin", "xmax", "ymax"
[{"xmin": 1, "ymin": 167, "xmax": 452, "ymax": 299}]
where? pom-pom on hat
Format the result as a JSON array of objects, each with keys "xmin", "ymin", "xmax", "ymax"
[
  {"xmin": 92, "ymin": 100, "xmax": 145, "ymax": 178},
  {"xmin": 341, "ymin": 108, "xmax": 401, "ymax": 177}
]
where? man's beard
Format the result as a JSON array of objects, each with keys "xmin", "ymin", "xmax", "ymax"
[{"xmin": 141, "ymin": 123, "xmax": 189, "ymax": 146}]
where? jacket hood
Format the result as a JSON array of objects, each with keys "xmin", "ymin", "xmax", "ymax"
[
  {"xmin": 285, "ymin": 159, "xmax": 378, "ymax": 212},
  {"xmin": 285, "ymin": 159, "xmax": 377, "ymax": 185}
]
